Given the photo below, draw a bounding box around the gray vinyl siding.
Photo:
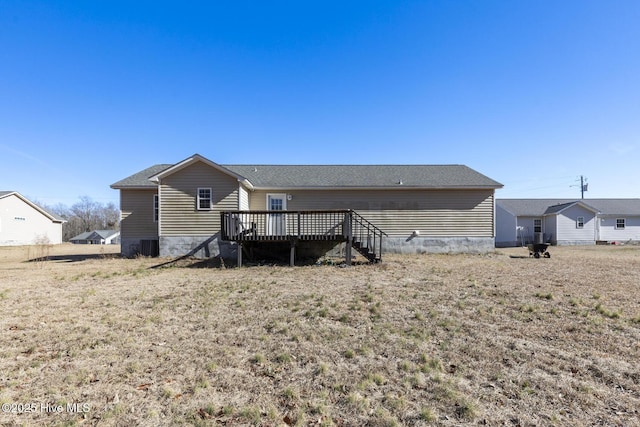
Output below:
[495,204,517,246]
[545,215,557,244]
[160,162,239,236]
[555,205,596,243]
[598,216,640,241]
[249,189,495,237]
[120,189,158,239]
[515,216,543,236]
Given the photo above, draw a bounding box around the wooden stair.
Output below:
[349,211,387,263]
[352,240,380,263]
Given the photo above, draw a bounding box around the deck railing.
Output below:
[221,210,387,263]
[221,210,350,241]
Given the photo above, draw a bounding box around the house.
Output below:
[0,191,65,245]
[111,154,503,263]
[70,230,121,245]
[496,199,640,247]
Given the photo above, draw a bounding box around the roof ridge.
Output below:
[223,164,465,167]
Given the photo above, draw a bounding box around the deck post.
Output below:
[237,243,243,267]
[290,239,296,267]
[345,211,352,265]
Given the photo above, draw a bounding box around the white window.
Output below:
[197,188,212,210]
[270,197,284,211]
[533,219,542,233]
[616,218,625,230]
[576,216,584,229]
[153,194,159,222]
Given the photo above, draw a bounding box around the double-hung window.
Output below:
[153,194,159,222]
[533,219,542,233]
[616,218,626,230]
[576,216,584,229]
[197,188,212,210]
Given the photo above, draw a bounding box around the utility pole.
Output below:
[571,176,588,199]
[579,175,587,199]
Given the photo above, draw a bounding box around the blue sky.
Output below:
[1,0,639,207]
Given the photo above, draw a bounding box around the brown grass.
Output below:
[0,244,639,426]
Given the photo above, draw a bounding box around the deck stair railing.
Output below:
[221,210,387,263]
[348,210,387,263]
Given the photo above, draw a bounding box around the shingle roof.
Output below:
[112,161,502,190]
[91,230,120,239]
[110,164,173,188]
[47,211,67,223]
[70,230,120,241]
[497,199,640,216]
[70,231,92,241]
[497,199,571,216]
[224,164,502,188]
[588,199,640,216]
[543,202,583,215]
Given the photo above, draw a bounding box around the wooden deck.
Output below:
[221,210,386,266]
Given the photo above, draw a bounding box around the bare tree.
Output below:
[101,202,120,229]
[41,196,121,242]
[49,203,71,219]
[71,196,101,233]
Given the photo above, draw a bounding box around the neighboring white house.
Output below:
[0,191,65,245]
[70,230,121,245]
[496,199,640,246]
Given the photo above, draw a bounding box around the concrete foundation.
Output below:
[495,240,519,248]
[384,236,496,254]
[554,240,596,246]
[497,240,598,247]
[150,235,495,262]
[159,234,237,259]
[324,237,497,256]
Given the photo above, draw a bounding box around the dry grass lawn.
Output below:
[0,243,639,426]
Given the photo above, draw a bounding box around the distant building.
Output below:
[70,230,121,245]
[496,199,640,246]
[0,191,65,245]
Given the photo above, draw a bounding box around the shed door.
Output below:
[267,194,287,236]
